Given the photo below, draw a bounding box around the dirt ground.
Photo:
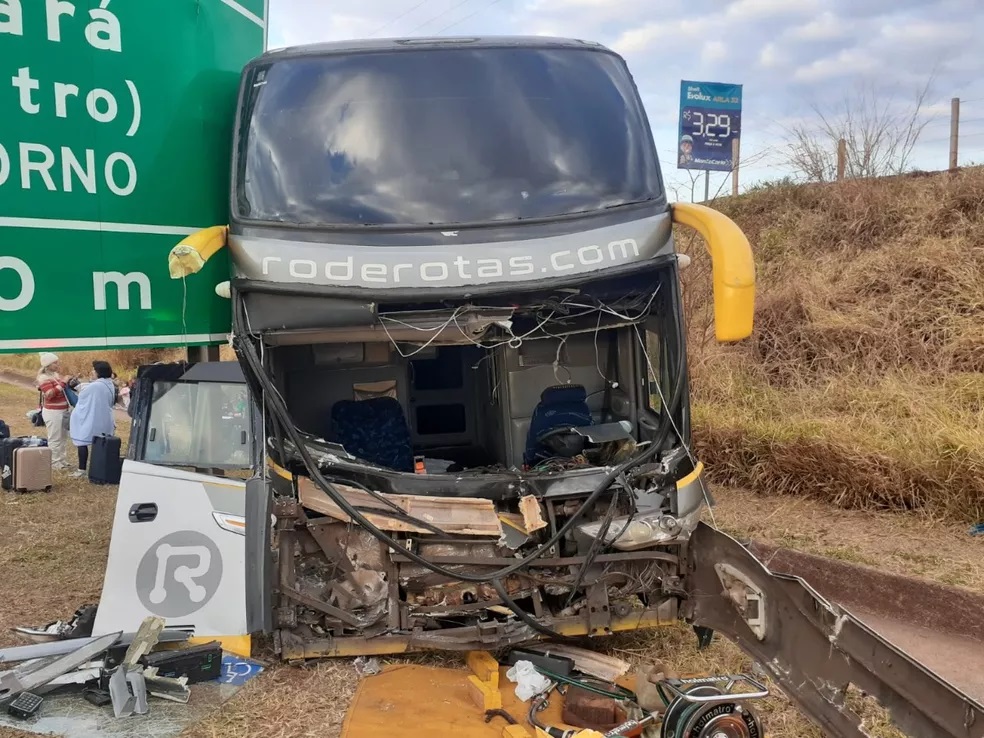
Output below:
[1,382,981,738]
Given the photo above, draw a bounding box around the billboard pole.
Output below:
[704,171,710,202]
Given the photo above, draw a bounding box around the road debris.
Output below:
[342,647,768,738]
[0,606,265,737]
[353,656,380,677]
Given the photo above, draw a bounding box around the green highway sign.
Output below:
[0,0,266,352]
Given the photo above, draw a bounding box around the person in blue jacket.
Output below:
[69,361,117,478]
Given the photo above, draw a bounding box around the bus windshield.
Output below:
[235,45,661,228]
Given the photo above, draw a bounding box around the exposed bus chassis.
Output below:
[268,482,685,659]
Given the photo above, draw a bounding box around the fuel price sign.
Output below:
[678,80,743,172]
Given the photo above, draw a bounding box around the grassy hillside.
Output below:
[684,168,984,523]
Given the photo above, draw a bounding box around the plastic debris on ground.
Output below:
[505,660,552,702]
[354,656,381,677]
[342,644,768,738]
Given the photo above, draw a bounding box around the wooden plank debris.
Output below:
[297,477,502,537]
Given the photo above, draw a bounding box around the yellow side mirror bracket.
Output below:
[671,203,755,342]
[168,225,229,279]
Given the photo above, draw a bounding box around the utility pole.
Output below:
[731,138,740,196]
[837,138,847,181]
[949,97,960,172]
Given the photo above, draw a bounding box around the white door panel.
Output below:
[93,460,247,639]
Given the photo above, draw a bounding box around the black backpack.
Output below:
[0,420,9,440]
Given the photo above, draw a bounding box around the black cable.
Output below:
[564,484,621,608]
[233,294,686,586]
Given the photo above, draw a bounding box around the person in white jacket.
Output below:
[69,361,117,478]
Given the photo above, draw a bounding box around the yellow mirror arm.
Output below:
[168,225,229,279]
[671,203,755,342]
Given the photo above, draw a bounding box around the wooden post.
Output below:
[949,97,960,172]
[731,137,740,196]
[836,138,847,181]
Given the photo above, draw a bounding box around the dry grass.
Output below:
[0,346,236,383]
[682,167,984,523]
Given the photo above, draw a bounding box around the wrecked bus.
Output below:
[94,37,984,738]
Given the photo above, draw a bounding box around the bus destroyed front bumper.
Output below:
[260,463,701,659]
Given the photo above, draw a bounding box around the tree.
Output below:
[784,79,935,182]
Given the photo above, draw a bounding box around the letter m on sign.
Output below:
[93,272,153,311]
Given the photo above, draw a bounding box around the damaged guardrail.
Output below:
[686,523,984,738]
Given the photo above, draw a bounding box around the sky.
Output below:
[265,0,984,200]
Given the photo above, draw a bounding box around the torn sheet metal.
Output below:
[109,667,149,718]
[0,632,121,704]
[0,630,190,665]
[687,522,984,738]
[144,669,191,704]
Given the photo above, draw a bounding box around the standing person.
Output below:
[70,361,118,478]
[36,353,74,470]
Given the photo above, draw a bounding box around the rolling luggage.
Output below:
[88,434,123,485]
[12,446,52,493]
[1,437,26,491]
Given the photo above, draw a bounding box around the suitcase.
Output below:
[1,437,26,491]
[12,446,52,493]
[88,434,123,485]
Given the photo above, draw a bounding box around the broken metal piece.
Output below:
[714,562,766,641]
[688,522,984,738]
[570,421,634,444]
[0,629,190,665]
[108,666,149,718]
[144,667,191,704]
[33,661,102,693]
[12,604,98,643]
[0,631,121,705]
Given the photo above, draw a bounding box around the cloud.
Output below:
[726,0,818,18]
[788,12,845,40]
[793,48,879,82]
[702,41,727,64]
[880,21,973,45]
[612,18,715,55]
[758,42,782,68]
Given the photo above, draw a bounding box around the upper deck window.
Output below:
[235,46,661,228]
